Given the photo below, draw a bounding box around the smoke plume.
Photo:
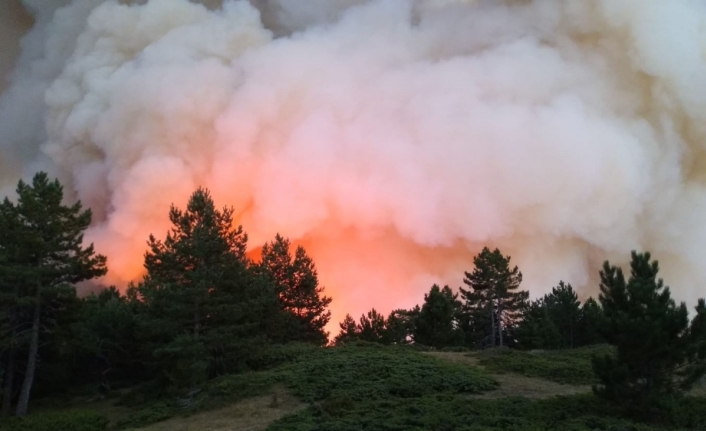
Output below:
[1,0,706,330]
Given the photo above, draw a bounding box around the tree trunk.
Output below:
[194,302,200,338]
[2,348,15,415]
[15,296,40,417]
[498,299,504,347]
[489,301,496,348]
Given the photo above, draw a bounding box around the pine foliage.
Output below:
[0,173,106,416]
[592,251,705,409]
[259,235,332,345]
[412,285,461,348]
[460,247,527,347]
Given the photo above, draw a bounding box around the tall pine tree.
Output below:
[259,235,332,345]
[516,282,589,350]
[460,248,526,348]
[357,309,387,343]
[136,188,276,388]
[592,251,705,409]
[413,285,461,348]
[333,314,359,345]
[384,309,416,345]
[0,173,106,416]
[578,297,604,347]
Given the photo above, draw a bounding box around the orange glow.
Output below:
[92,206,484,337]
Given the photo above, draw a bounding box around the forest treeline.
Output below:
[1,173,705,420]
[333,260,604,351]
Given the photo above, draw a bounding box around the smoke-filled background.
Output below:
[1,0,706,331]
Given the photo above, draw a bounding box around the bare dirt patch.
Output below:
[424,351,592,399]
[423,351,481,367]
[473,373,591,399]
[131,387,306,431]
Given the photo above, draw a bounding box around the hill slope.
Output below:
[6,344,706,431]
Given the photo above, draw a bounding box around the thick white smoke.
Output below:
[1,0,706,329]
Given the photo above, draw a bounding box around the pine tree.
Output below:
[0,173,107,416]
[333,314,359,345]
[578,297,604,347]
[515,297,561,350]
[0,198,22,415]
[383,309,415,345]
[460,248,526,348]
[545,282,581,348]
[137,188,275,388]
[681,299,706,390]
[259,235,332,345]
[592,251,705,409]
[516,282,584,349]
[140,188,249,338]
[358,309,386,343]
[413,285,461,348]
[334,308,416,346]
[71,287,139,391]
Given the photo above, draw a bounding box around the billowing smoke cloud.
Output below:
[2,0,706,330]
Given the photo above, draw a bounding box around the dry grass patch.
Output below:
[130,387,305,431]
[422,351,480,367]
[689,378,706,397]
[473,373,592,399]
[31,391,134,426]
[425,351,592,400]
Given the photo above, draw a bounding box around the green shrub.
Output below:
[212,343,497,403]
[281,344,497,402]
[0,411,108,431]
[113,402,173,430]
[641,395,706,428]
[246,343,319,370]
[208,368,281,401]
[268,394,660,431]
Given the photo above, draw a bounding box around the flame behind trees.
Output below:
[132,188,332,388]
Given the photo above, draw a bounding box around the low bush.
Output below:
[268,393,706,431]
[212,343,497,402]
[113,402,173,430]
[283,344,497,402]
[246,343,320,370]
[268,394,657,431]
[0,411,108,431]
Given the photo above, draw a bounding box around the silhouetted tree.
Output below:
[515,297,561,350]
[70,287,139,391]
[517,282,582,349]
[333,314,359,345]
[0,173,107,416]
[384,309,416,344]
[0,198,23,415]
[545,282,581,348]
[413,285,461,348]
[460,248,527,347]
[259,235,332,345]
[334,308,416,346]
[578,297,604,346]
[136,188,276,388]
[358,309,386,343]
[592,251,706,411]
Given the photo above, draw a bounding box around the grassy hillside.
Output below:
[4,343,705,431]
